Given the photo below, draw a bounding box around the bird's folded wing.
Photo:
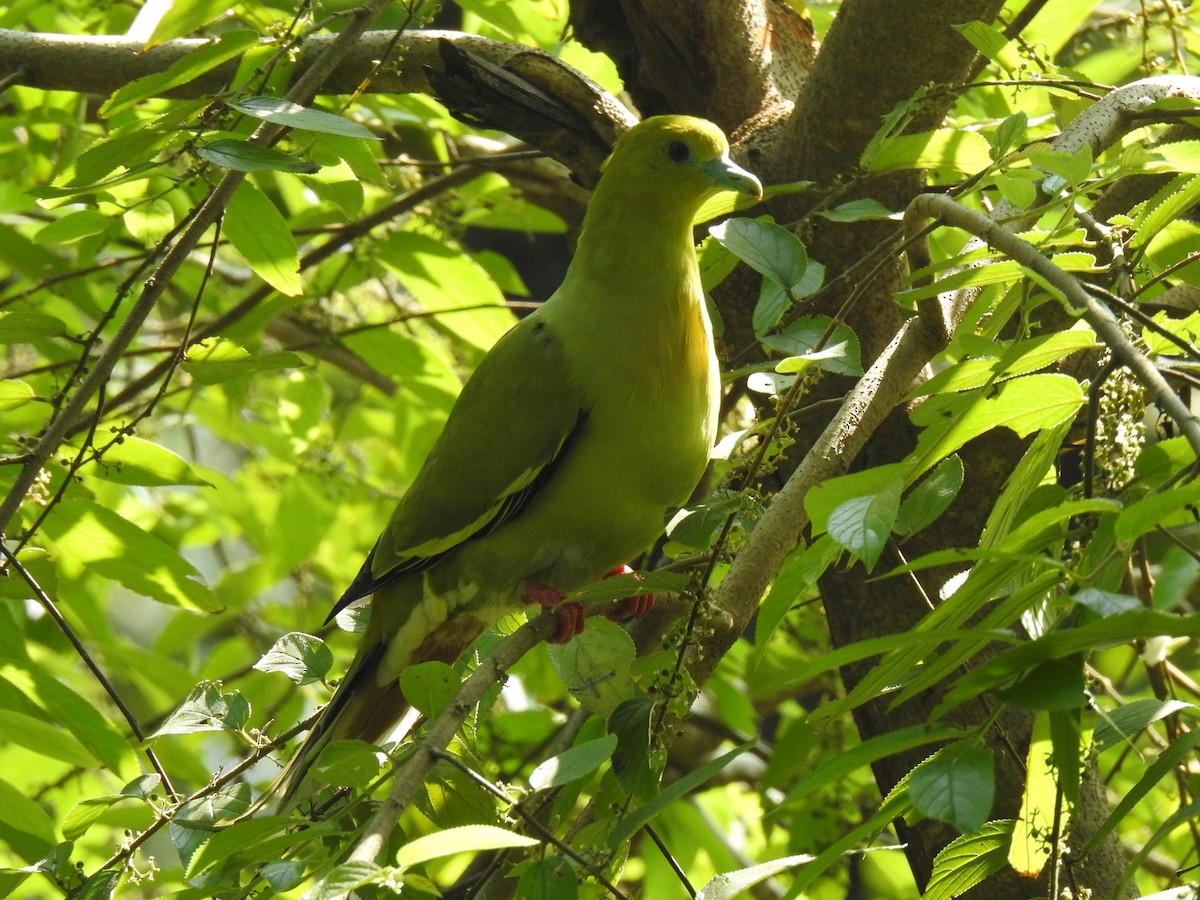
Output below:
[327,316,584,619]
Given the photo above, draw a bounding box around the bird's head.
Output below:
[599,116,763,215]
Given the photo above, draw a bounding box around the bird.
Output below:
[264,115,762,812]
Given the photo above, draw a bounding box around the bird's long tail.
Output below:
[258,614,488,814]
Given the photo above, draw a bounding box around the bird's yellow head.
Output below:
[599,116,763,214]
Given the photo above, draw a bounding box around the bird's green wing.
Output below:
[328,315,583,619]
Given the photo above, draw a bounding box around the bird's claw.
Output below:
[603,564,656,622]
[522,582,586,643]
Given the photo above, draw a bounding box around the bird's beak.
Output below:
[707,154,763,199]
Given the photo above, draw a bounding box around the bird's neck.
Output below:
[560,194,702,317]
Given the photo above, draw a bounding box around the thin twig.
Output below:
[0,542,175,795]
[346,597,623,865]
[907,193,1200,459]
[429,749,631,899]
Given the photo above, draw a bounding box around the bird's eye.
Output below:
[666,140,691,163]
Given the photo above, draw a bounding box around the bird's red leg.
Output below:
[521,582,586,644]
[604,564,655,621]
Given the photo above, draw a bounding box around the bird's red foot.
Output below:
[522,582,587,644]
[604,564,656,622]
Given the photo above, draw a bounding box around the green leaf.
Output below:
[774,723,964,812]
[42,499,221,612]
[0,379,36,411]
[306,861,384,900]
[910,374,1084,466]
[33,209,112,245]
[515,856,579,899]
[1115,480,1200,543]
[710,218,809,292]
[314,740,382,791]
[863,128,992,175]
[186,816,292,877]
[548,617,636,717]
[93,436,212,487]
[894,455,964,536]
[173,783,252,827]
[814,198,896,222]
[1081,727,1200,855]
[0,776,56,860]
[232,97,379,139]
[223,179,302,295]
[253,633,333,686]
[761,315,861,377]
[996,654,1084,710]
[74,869,122,900]
[908,744,994,834]
[826,479,902,571]
[1093,698,1194,753]
[397,825,538,868]
[608,740,755,847]
[181,337,304,385]
[101,31,259,117]
[923,820,1014,900]
[935,609,1200,718]
[399,660,460,718]
[196,138,319,174]
[150,681,249,737]
[1131,172,1200,249]
[529,734,618,792]
[0,312,67,343]
[0,667,131,772]
[0,709,98,768]
[695,854,816,900]
[608,697,657,801]
[1071,588,1141,617]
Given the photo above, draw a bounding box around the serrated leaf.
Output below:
[529,734,618,792]
[909,744,994,834]
[151,681,249,738]
[223,180,302,295]
[397,825,538,868]
[923,819,1014,900]
[74,869,122,900]
[305,861,384,900]
[173,783,252,828]
[1132,172,1200,249]
[911,374,1084,466]
[253,633,333,685]
[548,618,636,717]
[197,138,319,174]
[233,97,379,139]
[398,660,460,718]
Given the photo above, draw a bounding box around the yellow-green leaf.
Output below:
[223,180,302,296]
